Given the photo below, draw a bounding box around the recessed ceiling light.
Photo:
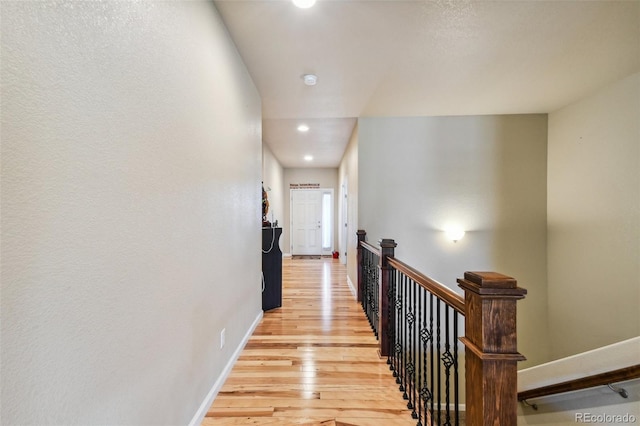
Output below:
[297,124,309,132]
[303,74,318,86]
[293,0,316,9]
[304,155,313,161]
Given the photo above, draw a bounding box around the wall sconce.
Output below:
[445,228,465,243]
[293,0,316,9]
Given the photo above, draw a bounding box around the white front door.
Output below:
[291,190,322,255]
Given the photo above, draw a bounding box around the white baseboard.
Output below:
[188,310,263,426]
[283,252,292,258]
[347,275,356,299]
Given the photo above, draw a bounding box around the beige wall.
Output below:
[547,72,640,360]
[338,124,360,287]
[358,114,549,367]
[1,2,262,424]
[262,144,285,250]
[282,168,339,255]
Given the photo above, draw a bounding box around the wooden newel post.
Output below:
[457,272,527,426]
[378,238,397,358]
[356,230,367,303]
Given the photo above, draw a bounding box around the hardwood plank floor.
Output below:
[204,258,414,425]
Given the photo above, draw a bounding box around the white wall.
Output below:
[547,72,640,360]
[338,124,360,286]
[358,114,549,367]
[282,168,339,255]
[0,2,262,425]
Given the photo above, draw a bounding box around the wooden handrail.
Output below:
[518,364,640,402]
[359,240,380,257]
[387,257,465,315]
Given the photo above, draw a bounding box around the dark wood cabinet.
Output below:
[262,227,282,311]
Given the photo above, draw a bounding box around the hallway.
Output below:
[203,258,414,425]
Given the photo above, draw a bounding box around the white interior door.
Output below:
[291,190,322,255]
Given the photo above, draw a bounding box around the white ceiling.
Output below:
[214,0,640,168]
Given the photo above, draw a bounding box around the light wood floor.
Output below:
[203,257,414,426]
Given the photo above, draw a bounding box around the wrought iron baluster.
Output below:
[402,274,409,399]
[361,253,366,311]
[406,277,413,408]
[429,293,434,426]
[406,278,415,416]
[370,254,375,332]
[413,279,420,419]
[454,312,459,426]
[443,305,452,426]
[387,269,396,367]
[394,270,402,384]
[396,275,406,392]
[374,258,379,338]
[420,287,433,426]
[436,298,441,426]
[416,286,424,426]
[372,254,377,336]
[363,253,370,326]
[364,251,379,337]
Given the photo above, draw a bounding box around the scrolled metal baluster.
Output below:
[394,271,402,382]
[374,259,380,338]
[406,277,413,407]
[360,253,366,312]
[366,253,378,336]
[371,255,376,332]
[411,278,419,419]
[370,255,376,335]
[400,274,407,396]
[363,254,370,323]
[365,253,372,325]
[429,293,434,426]
[387,269,396,368]
[442,305,453,426]
[454,312,459,426]
[406,278,415,413]
[436,298,441,426]
[419,286,432,426]
[416,285,424,426]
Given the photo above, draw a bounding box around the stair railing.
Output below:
[357,230,527,426]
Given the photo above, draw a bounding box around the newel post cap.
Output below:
[378,238,397,249]
[458,271,527,296]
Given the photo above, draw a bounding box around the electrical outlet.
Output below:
[220,328,225,349]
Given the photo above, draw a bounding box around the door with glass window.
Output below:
[291,189,333,256]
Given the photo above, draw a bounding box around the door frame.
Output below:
[339,182,348,265]
[290,188,334,256]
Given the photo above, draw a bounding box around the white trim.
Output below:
[518,336,640,393]
[346,275,357,299]
[339,182,348,265]
[320,188,335,256]
[188,310,263,426]
[290,188,334,256]
[283,252,292,258]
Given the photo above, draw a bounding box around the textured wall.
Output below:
[1,2,262,425]
[547,72,640,359]
[262,143,285,241]
[358,114,549,367]
[338,124,359,285]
